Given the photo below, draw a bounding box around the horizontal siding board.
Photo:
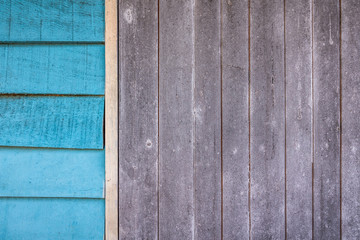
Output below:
[0,96,104,149]
[0,0,104,42]
[0,45,105,95]
[0,198,104,239]
[0,148,104,198]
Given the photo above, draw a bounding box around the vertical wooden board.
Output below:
[0,45,105,95]
[222,0,249,239]
[0,96,104,149]
[194,1,221,239]
[285,0,312,238]
[0,198,104,239]
[0,0,104,42]
[341,0,360,238]
[250,0,285,239]
[118,0,158,239]
[0,148,104,198]
[159,0,194,239]
[313,0,341,239]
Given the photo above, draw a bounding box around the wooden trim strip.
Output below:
[105,0,118,239]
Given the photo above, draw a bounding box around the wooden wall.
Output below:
[118,0,360,239]
[0,1,105,239]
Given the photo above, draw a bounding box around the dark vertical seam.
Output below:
[248,0,251,239]
[284,0,287,239]
[220,0,224,239]
[117,0,120,239]
[157,0,160,239]
[311,0,315,239]
[339,0,343,238]
[192,0,196,239]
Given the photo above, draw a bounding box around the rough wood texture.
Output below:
[0,96,104,149]
[285,0,312,238]
[0,0,104,42]
[118,0,158,239]
[222,0,249,239]
[341,0,360,238]
[0,198,104,239]
[194,1,221,239]
[313,0,341,239]
[0,148,104,198]
[250,0,285,239]
[0,45,104,95]
[159,0,195,239]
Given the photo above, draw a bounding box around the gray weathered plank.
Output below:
[341,0,360,238]
[313,0,341,239]
[118,0,158,239]
[222,0,249,239]
[159,0,195,239]
[285,0,313,238]
[250,0,285,239]
[194,0,221,239]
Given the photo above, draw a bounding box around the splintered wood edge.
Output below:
[105,0,118,239]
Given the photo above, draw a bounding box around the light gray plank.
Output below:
[222,0,249,239]
[250,0,285,239]
[341,0,360,238]
[313,0,341,239]
[285,0,313,239]
[194,0,221,239]
[159,0,195,239]
[118,0,158,239]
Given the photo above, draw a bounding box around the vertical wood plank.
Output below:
[341,0,360,238]
[313,0,341,239]
[118,0,158,239]
[159,0,195,239]
[222,0,249,239]
[285,0,313,238]
[194,0,221,239]
[250,0,285,239]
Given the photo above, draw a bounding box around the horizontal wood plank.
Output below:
[0,45,105,95]
[0,96,104,149]
[0,198,104,239]
[0,148,104,198]
[0,0,104,42]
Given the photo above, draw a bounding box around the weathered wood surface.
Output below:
[0,45,104,95]
[118,0,158,239]
[0,148,104,198]
[285,0,313,239]
[0,0,104,42]
[222,0,249,239]
[0,96,104,149]
[342,0,360,238]
[0,198,104,239]
[194,1,221,239]
[250,0,285,239]
[313,0,341,239]
[159,0,194,239]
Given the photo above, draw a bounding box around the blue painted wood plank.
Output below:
[0,96,104,149]
[0,0,104,42]
[0,148,104,198]
[0,198,104,240]
[0,45,105,95]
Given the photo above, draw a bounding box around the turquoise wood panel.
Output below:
[0,45,105,95]
[0,148,104,198]
[0,0,104,42]
[0,96,104,149]
[0,198,104,240]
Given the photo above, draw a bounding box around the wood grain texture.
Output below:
[0,0,104,42]
[313,0,341,239]
[0,148,104,198]
[285,0,312,238]
[0,45,105,95]
[0,96,104,149]
[0,198,104,239]
[250,0,285,239]
[118,0,158,239]
[159,0,195,239]
[222,0,249,239]
[341,0,360,238]
[194,0,221,239]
